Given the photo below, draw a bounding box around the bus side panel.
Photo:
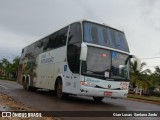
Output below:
[62,65,81,94]
[34,46,66,90]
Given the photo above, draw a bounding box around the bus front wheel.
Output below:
[56,78,65,99]
[93,97,104,102]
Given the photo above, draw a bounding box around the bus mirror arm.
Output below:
[80,43,88,61]
[125,55,133,65]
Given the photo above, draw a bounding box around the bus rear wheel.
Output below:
[93,97,104,102]
[23,80,30,90]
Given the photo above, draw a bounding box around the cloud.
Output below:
[0,0,160,67]
[0,29,37,61]
[140,0,160,31]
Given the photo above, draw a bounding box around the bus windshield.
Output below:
[83,21,129,52]
[82,46,130,81]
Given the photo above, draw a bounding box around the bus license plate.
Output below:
[104,92,112,96]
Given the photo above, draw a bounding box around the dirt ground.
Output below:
[0,93,57,120]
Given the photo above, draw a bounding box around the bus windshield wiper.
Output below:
[86,70,104,75]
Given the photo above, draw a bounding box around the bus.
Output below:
[17,20,140,101]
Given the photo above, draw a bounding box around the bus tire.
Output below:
[29,87,37,92]
[93,97,104,102]
[56,78,65,99]
[23,79,31,91]
[23,82,26,90]
[22,77,26,90]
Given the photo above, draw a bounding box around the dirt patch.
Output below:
[0,93,58,120]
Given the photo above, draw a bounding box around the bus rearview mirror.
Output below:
[80,43,87,61]
[132,55,141,71]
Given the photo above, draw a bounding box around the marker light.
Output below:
[80,81,96,87]
[101,54,107,57]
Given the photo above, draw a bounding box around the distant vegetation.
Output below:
[0,57,19,81]
[130,61,160,96]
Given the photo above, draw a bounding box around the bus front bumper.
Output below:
[79,85,128,98]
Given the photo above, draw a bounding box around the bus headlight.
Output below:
[80,81,96,87]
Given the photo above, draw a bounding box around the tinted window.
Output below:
[67,23,82,73]
[67,43,81,73]
[56,26,68,47]
[83,22,129,52]
[44,26,68,50]
[81,46,130,80]
[82,46,111,78]
[68,23,82,44]
[111,52,129,79]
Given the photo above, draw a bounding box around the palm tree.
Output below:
[0,57,19,79]
[1,58,10,68]
[141,74,153,95]
[130,61,152,95]
[0,61,3,76]
[0,58,10,77]
[152,66,160,89]
[11,57,20,78]
[154,66,160,85]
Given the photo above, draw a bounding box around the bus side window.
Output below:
[42,37,49,51]
[44,26,68,50]
[56,26,68,47]
[22,49,24,53]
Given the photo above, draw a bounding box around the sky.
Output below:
[0,0,160,71]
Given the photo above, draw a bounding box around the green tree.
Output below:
[152,66,160,88]
[1,58,10,68]
[11,56,20,78]
[0,57,19,79]
[1,58,10,77]
[130,61,153,95]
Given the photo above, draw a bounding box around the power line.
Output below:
[141,57,160,60]
[145,65,160,68]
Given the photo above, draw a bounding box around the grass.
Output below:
[128,94,160,103]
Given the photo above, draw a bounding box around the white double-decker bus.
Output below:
[17,20,140,101]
